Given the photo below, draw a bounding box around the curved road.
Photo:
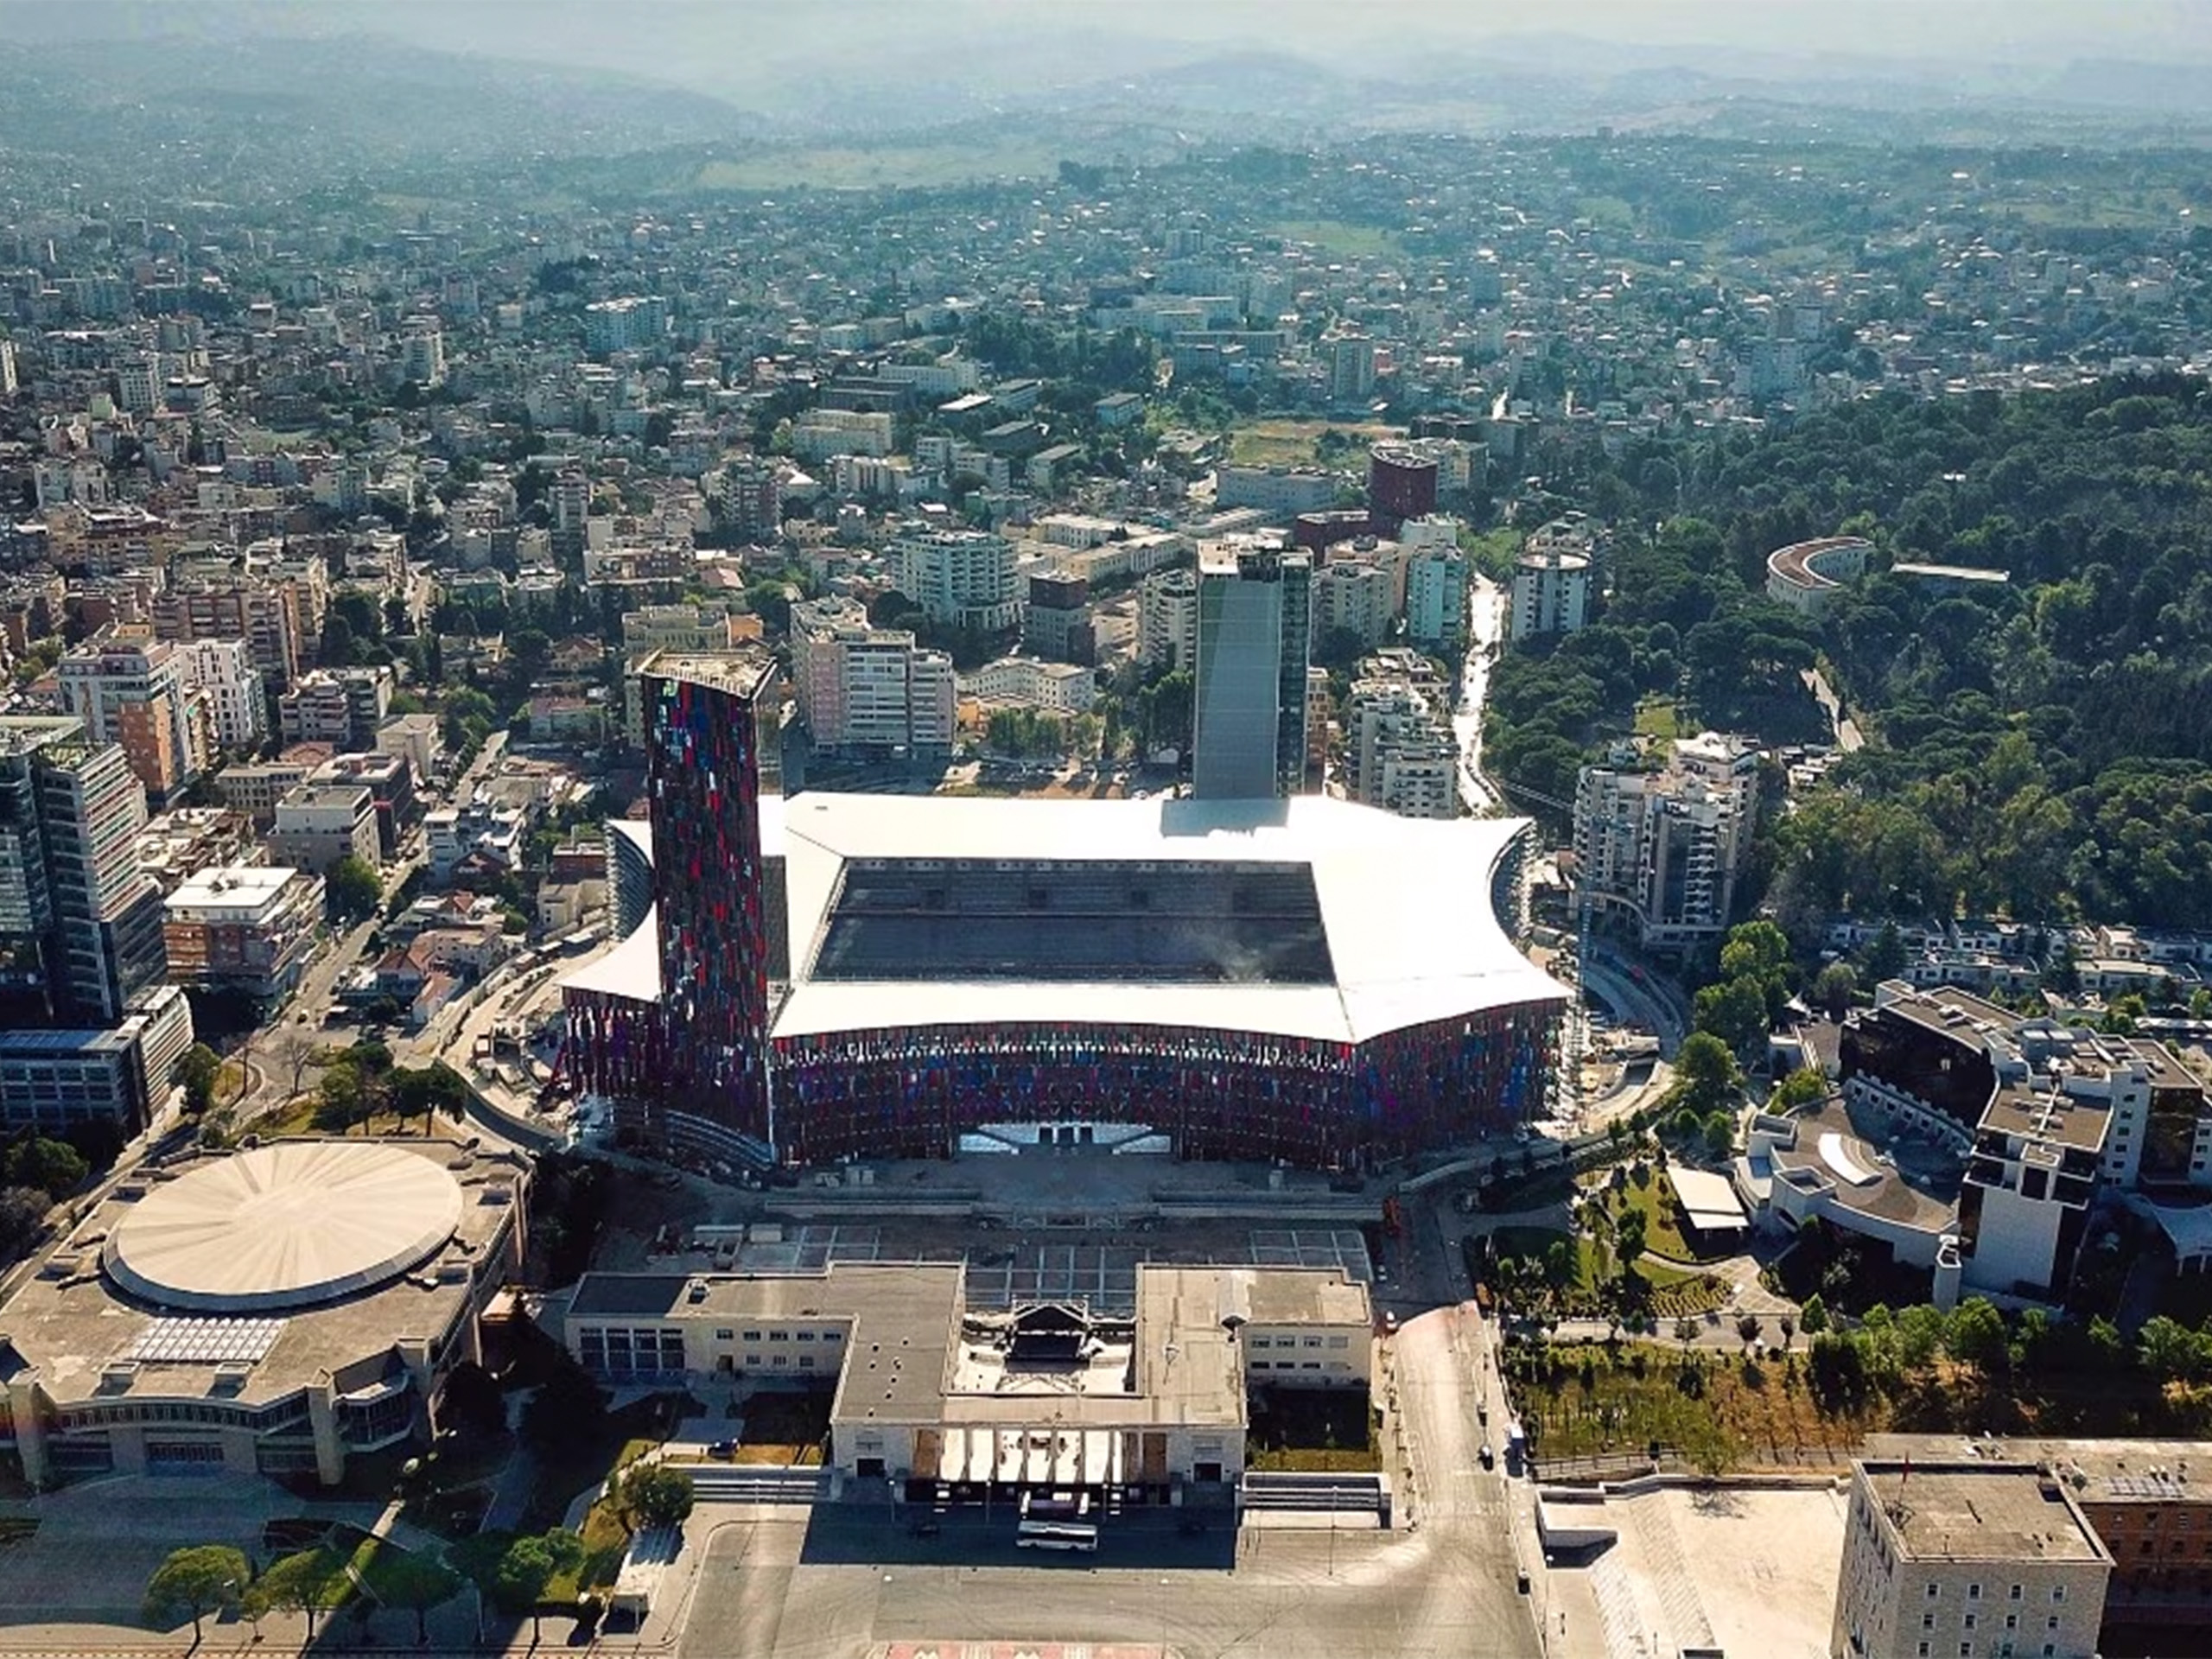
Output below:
[1453,575,1507,812]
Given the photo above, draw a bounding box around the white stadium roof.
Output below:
[569,793,1567,1046]
[570,800,1574,1044]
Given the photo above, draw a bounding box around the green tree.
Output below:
[1798,1293,1829,1336]
[2138,1315,2212,1384]
[144,1544,251,1642]
[1770,1068,1827,1113]
[490,1529,584,1644]
[1614,1206,1649,1268]
[174,1044,223,1116]
[392,1062,470,1133]
[328,855,382,922]
[1812,961,1859,1020]
[1945,1298,2009,1379]
[1863,923,1907,985]
[245,1548,347,1643]
[316,1062,369,1130]
[621,1463,697,1530]
[520,1352,607,1452]
[370,1547,462,1646]
[4,1135,87,1200]
[1672,1032,1740,1114]
[1693,976,1771,1053]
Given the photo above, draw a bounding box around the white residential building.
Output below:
[790,596,957,756]
[270,785,380,874]
[1139,568,1200,671]
[1402,518,1468,652]
[1346,667,1459,821]
[889,526,1020,634]
[1573,732,1759,949]
[1510,543,1592,641]
[960,657,1097,715]
[175,638,265,753]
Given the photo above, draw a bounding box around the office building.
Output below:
[1368,445,1439,533]
[1829,1458,2109,1659]
[1212,466,1337,518]
[564,1263,1370,1499]
[1573,732,1759,950]
[1192,539,1310,800]
[789,597,957,758]
[270,785,379,874]
[0,985,193,1136]
[374,713,443,784]
[308,752,416,859]
[960,657,1096,715]
[162,865,324,1001]
[889,526,1020,634]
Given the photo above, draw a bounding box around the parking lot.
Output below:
[679,1503,1539,1659]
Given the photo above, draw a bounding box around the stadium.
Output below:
[559,658,1568,1171]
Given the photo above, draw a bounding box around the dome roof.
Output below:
[103,1142,466,1314]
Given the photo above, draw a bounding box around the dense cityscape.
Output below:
[0,4,2210,1656]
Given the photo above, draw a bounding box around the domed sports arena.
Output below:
[560,657,1567,1172]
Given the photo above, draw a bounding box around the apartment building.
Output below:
[278,666,393,751]
[56,633,208,803]
[1346,665,1460,822]
[789,596,957,757]
[1573,732,1759,950]
[1212,465,1338,517]
[162,864,324,1001]
[889,525,1020,634]
[213,758,317,824]
[1139,567,1200,671]
[174,637,265,753]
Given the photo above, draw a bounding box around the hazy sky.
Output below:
[7,0,2211,82]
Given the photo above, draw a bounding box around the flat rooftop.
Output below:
[1859,1460,2109,1564]
[1867,1434,2212,1508]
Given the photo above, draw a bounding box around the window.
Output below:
[2005,1614,2018,1630]
[771,1355,788,1367]
[1965,1612,1978,1630]
[1302,1337,1322,1350]
[2046,1616,2059,1630]
[1968,1584,1981,1601]
[1249,1338,1271,1350]
[769,1331,790,1343]
[1960,1643,1974,1657]
[1326,1335,1349,1350]
[2008,1586,2023,1601]
[797,1331,817,1343]
[798,1356,816,1370]
[715,1328,734,1340]
[823,1330,842,1343]
[1923,1613,1937,1631]
[1918,1645,1931,1658]
[2051,1588,2066,1604]
[1929,1583,1942,1600]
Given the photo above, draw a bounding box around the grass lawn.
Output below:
[1224,416,1402,469]
[1247,1387,1382,1473]
[1634,698,1685,741]
[1264,219,1404,258]
[1581,1166,1727,1264]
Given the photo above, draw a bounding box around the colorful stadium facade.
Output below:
[563,655,1568,1170]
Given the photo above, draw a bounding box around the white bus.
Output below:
[1016,1518,1099,1552]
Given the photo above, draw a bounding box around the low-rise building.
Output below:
[960,657,1097,715]
[212,758,316,824]
[308,752,416,860]
[563,1262,1370,1496]
[270,784,380,874]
